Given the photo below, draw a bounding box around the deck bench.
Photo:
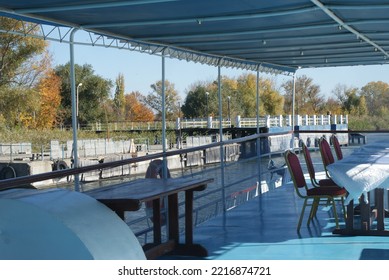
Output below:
[349,133,366,145]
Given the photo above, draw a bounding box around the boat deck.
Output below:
[167,181,389,260]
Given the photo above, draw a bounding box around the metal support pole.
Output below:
[70,28,80,192]
[161,54,168,178]
[227,96,231,127]
[256,70,262,194]
[292,72,296,130]
[217,65,226,213]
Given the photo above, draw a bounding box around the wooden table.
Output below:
[85,177,213,259]
[327,142,389,236]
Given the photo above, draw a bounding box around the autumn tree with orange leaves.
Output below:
[34,70,62,128]
[124,91,154,122]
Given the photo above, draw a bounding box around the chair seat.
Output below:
[318,178,336,186]
[307,186,347,196]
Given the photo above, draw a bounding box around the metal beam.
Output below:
[14,0,176,13]
[84,6,319,28]
[310,0,389,59]
[139,21,340,41]
[210,43,378,56]
[327,4,389,10]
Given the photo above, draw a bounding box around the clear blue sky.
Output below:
[49,39,389,100]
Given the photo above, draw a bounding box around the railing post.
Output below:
[176,117,180,130]
[278,115,283,127]
[312,115,317,126]
[294,115,301,126]
[265,115,271,128]
[207,116,213,128]
[287,115,292,127]
[236,115,241,128]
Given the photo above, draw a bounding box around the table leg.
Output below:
[185,190,194,244]
[168,193,179,243]
[152,198,162,244]
[345,199,354,231]
[360,194,371,231]
[376,189,385,231]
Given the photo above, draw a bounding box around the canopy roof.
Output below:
[1,0,389,74]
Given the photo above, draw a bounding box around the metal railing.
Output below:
[3,128,374,246]
[58,114,348,132]
[0,130,293,245]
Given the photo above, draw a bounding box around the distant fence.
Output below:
[77,114,348,131]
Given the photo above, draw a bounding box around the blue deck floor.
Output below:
[173,182,389,260]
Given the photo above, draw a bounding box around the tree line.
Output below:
[0,17,387,131]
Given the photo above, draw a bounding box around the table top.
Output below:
[85,177,213,202]
[327,141,389,204]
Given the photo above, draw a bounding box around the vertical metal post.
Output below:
[227,96,231,126]
[70,28,80,192]
[161,53,168,178]
[256,70,262,193]
[217,65,226,213]
[292,72,296,129]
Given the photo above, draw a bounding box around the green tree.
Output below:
[182,81,216,118]
[0,86,39,128]
[114,73,125,121]
[182,83,205,118]
[238,74,284,117]
[143,80,181,120]
[0,17,48,88]
[333,84,367,116]
[283,75,324,114]
[236,73,255,117]
[0,17,51,129]
[55,63,113,126]
[237,73,284,116]
[359,81,389,116]
[182,74,284,119]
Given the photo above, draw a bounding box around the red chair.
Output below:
[302,142,337,187]
[284,150,346,232]
[331,134,343,160]
[319,137,335,178]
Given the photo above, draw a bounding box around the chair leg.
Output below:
[298,199,308,232]
[330,198,340,228]
[341,196,347,219]
[308,198,319,226]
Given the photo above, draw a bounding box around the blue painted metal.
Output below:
[69,28,80,192]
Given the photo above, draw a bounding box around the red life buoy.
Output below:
[145,159,170,224]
